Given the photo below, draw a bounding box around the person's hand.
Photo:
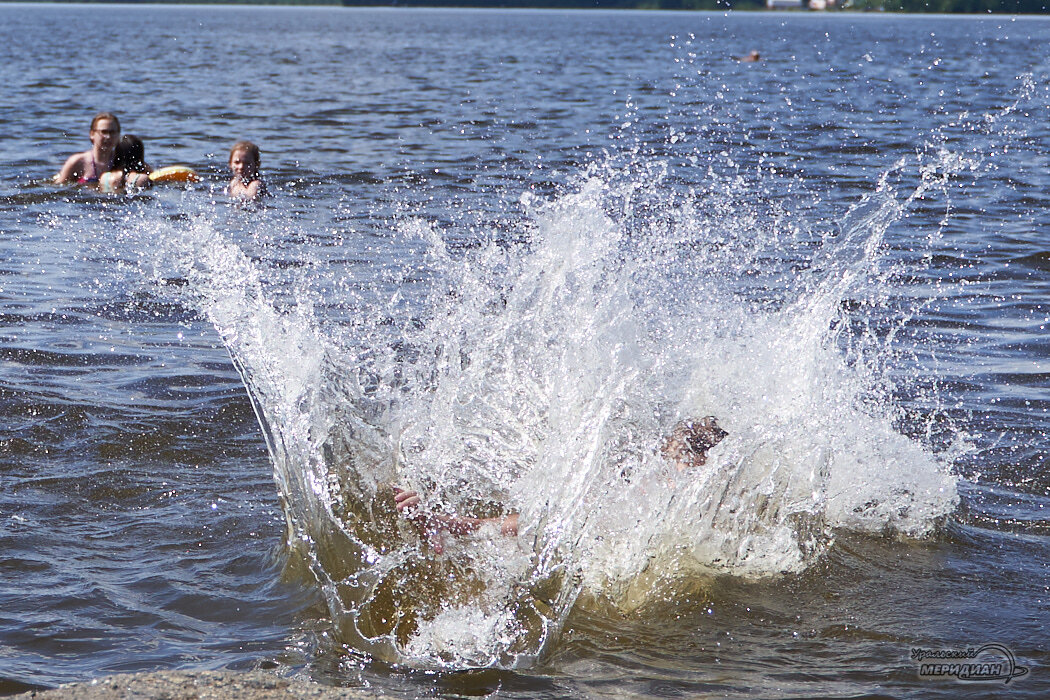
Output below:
[393,487,422,518]
[393,488,518,548]
[393,488,448,553]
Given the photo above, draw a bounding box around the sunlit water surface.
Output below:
[3,4,1050,698]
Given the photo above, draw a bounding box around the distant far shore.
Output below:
[2,0,1048,12]
[0,0,762,6]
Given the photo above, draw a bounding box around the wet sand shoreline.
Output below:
[12,671,382,700]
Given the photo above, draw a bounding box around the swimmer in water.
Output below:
[227,140,267,200]
[394,417,727,551]
[99,135,153,193]
[735,50,761,63]
[54,113,121,185]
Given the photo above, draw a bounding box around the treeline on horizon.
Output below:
[335,0,1048,11]
[20,0,1050,14]
[338,0,1050,9]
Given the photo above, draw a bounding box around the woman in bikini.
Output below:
[54,113,121,185]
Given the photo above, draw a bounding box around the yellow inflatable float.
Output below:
[149,165,200,184]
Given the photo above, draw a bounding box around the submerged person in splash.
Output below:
[659,416,727,471]
[394,416,727,549]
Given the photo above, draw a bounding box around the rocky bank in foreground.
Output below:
[14,671,384,700]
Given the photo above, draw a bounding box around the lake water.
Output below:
[3,3,1050,697]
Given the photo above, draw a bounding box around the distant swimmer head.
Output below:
[90,112,121,134]
[661,416,728,470]
[229,140,261,181]
[89,112,121,151]
[113,135,146,173]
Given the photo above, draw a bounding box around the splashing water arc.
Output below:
[156,157,959,669]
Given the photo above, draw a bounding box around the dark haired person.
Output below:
[99,135,153,193]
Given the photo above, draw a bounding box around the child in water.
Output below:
[227,140,267,200]
[99,135,152,193]
[394,417,727,551]
[54,112,121,185]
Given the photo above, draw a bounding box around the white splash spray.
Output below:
[135,151,961,669]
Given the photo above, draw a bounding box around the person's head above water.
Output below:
[112,135,146,173]
[227,140,267,201]
[89,112,121,154]
[229,140,261,181]
[90,112,121,134]
[661,416,728,470]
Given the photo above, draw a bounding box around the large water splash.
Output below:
[136,151,960,669]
